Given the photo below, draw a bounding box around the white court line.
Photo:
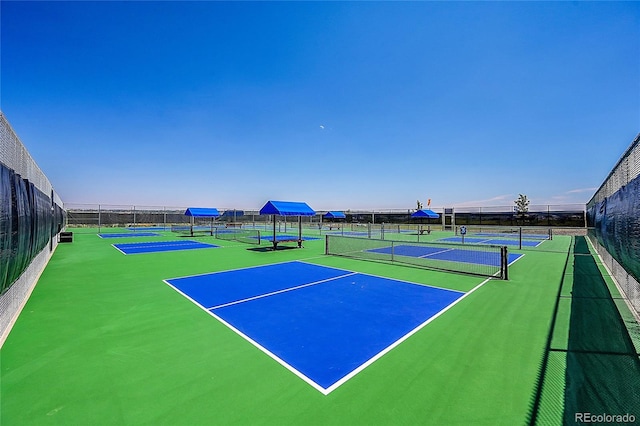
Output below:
[114,241,218,255]
[416,247,457,259]
[387,243,499,260]
[323,275,492,394]
[118,240,207,247]
[296,260,465,294]
[207,307,330,394]
[111,244,128,255]
[163,262,491,395]
[164,259,328,282]
[97,233,159,239]
[477,238,497,245]
[207,272,358,310]
[368,244,457,260]
[508,253,526,266]
[163,277,326,393]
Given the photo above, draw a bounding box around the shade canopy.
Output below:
[323,211,346,219]
[411,209,439,219]
[184,207,220,217]
[259,200,316,216]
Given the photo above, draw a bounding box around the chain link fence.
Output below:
[0,112,65,345]
[587,133,640,319]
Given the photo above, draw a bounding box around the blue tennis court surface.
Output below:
[438,236,543,247]
[165,261,465,394]
[99,232,160,238]
[113,240,219,254]
[367,244,523,266]
[475,232,550,240]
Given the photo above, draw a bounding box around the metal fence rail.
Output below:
[65,203,586,232]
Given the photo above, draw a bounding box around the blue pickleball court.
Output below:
[164,261,465,394]
[438,236,543,247]
[367,244,523,266]
[99,232,160,238]
[113,240,220,255]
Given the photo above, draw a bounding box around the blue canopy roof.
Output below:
[411,209,439,219]
[184,207,220,217]
[259,200,316,216]
[323,211,346,219]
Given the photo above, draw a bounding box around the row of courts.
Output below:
[89,225,539,395]
[5,214,638,425]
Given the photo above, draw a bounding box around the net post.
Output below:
[325,235,329,255]
[501,246,509,280]
[519,227,522,250]
[272,215,277,250]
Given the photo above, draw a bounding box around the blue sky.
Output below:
[1,1,638,211]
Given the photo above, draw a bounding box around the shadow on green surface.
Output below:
[563,236,640,424]
[528,236,640,425]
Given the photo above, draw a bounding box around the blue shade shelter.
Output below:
[184,208,220,217]
[259,201,316,250]
[323,211,346,219]
[184,208,220,236]
[259,201,315,217]
[411,209,439,236]
[411,209,439,219]
[322,211,346,231]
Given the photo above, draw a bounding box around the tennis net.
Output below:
[170,224,214,236]
[325,235,509,279]
[455,225,552,240]
[214,228,261,245]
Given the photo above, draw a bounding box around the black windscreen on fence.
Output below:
[588,174,640,284]
[9,169,30,290]
[0,163,12,293]
[0,162,65,295]
[586,133,640,296]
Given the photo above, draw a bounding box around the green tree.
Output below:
[514,194,530,224]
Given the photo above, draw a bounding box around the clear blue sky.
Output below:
[1,1,638,211]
